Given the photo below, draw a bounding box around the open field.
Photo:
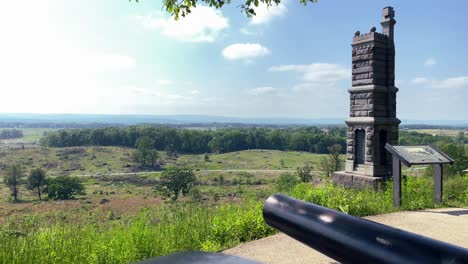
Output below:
[174,150,325,170]
[0,147,322,177]
[0,147,325,216]
[407,129,466,137]
[0,128,57,146]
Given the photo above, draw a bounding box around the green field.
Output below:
[0,147,323,177]
[174,150,325,170]
[407,129,466,137]
[0,128,57,146]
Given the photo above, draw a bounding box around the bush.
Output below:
[46,176,85,200]
[275,173,300,193]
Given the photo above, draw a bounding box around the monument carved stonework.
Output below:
[333,7,400,189]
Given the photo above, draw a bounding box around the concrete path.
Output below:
[224,208,468,264]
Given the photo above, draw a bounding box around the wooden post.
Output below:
[393,156,401,207]
[434,164,443,204]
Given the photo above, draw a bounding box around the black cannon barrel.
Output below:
[263,194,468,264]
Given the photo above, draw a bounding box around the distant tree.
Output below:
[204,153,210,162]
[133,136,159,168]
[318,144,343,178]
[46,176,85,200]
[4,164,24,202]
[296,164,313,183]
[158,167,196,201]
[27,168,47,200]
[165,144,178,159]
[456,131,466,144]
[426,143,468,177]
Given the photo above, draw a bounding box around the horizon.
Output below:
[0,1,467,120]
[0,112,467,126]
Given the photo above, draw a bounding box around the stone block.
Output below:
[332,172,354,188]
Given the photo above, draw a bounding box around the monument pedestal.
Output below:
[332,171,387,190]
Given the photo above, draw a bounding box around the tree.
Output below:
[456,131,466,144]
[158,167,196,201]
[318,144,343,178]
[204,153,210,162]
[132,0,317,20]
[133,136,159,168]
[27,168,47,200]
[4,164,23,202]
[426,143,468,177]
[46,176,85,200]
[296,164,313,183]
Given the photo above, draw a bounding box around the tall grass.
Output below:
[0,202,274,264]
[291,175,468,216]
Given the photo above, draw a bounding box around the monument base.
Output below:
[332,171,387,190]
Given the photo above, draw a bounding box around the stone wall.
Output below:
[349,90,397,118]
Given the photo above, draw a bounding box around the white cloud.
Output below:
[251,2,287,25]
[247,87,278,96]
[424,57,436,67]
[411,76,468,89]
[222,43,271,61]
[269,63,349,83]
[134,6,229,43]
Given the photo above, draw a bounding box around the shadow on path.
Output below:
[421,209,468,216]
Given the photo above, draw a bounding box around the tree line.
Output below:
[0,129,23,139]
[40,126,347,154]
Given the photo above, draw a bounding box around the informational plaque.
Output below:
[385,143,454,207]
[385,144,454,166]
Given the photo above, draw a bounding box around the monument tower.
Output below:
[333,7,400,188]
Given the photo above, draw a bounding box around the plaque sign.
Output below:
[385,145,454,166]
[385,144,454,207]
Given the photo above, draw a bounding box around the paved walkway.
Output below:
[224,208,468,264]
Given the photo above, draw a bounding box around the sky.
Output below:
[0,0,467,120]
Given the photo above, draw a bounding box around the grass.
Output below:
[174,150,325,170]
[0,147,324,179]
[0,200,273,264]
[0,128,57,146]
[407,129,465,138]
[0,146,136,178]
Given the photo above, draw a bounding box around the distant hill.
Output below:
[0,113,466,128]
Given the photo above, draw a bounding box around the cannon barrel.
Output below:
[263,194,468,264]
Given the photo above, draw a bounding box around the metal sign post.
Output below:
[385,144,454,207]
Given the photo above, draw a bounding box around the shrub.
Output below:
[275,173,300,193]
[46,176,85,200]
[296,165,313,182]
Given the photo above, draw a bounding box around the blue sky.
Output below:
[0,0,467,120]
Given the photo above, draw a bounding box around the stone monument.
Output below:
[333,7,400,189]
